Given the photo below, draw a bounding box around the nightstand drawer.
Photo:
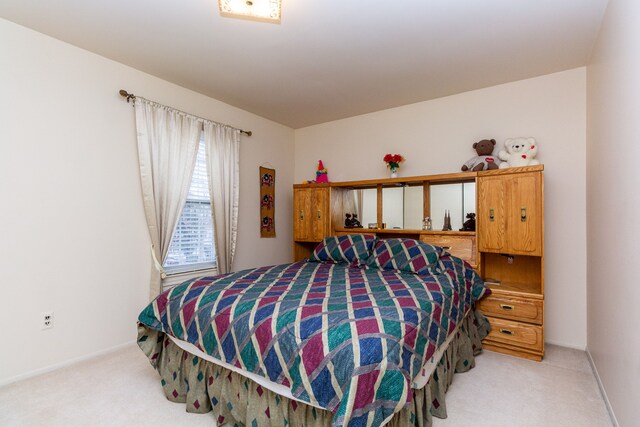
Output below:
[477,294,543,324]
[420,234,476,266]
[485,317,543,352]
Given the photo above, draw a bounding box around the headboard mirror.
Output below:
[430,182,476,231]
[343,182,475,230]
[359,188,377,227]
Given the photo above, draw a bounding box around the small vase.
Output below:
[390,168,398,178]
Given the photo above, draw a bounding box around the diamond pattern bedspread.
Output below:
[138,256,488,427]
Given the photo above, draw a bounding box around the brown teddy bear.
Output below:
[461,139,500,171]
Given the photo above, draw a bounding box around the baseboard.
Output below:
[544,339,586,351]
[0,341,136,388]
[586,348,619,427]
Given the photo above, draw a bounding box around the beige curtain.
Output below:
[355,189,364,220]
[203,122,240,274]
[342,190,364,224]
[134,98,201,299]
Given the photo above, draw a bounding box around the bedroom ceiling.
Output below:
[0,0,608,129]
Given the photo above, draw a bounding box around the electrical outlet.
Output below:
[42,311,54,330]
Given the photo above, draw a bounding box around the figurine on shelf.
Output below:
[316,160,329,183]
[442,210,452,231]
[344,213,363,228]
[351,214,363,228]
[344,213,354,228]
[422,217,432,231]
[460,213,476,231]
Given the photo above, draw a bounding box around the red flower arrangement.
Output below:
[383,153,405,170]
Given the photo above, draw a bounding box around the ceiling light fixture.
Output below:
[218,0,282,24]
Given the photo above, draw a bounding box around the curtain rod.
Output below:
[118,90,252,137]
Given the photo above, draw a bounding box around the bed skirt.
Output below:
[137,309,490,427]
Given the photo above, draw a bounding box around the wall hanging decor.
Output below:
[260,166,276,238]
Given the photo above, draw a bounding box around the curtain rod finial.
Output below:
[119,89,135,103]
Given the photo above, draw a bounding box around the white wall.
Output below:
[0,18,294,385]
[295,69,587,349]
[587,0,640,425]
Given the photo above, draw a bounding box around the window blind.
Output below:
[164,139,216,271]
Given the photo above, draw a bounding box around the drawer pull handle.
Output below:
[500,304,514,311]
[442,246,451,251]
[317,210,321,219]
[521,207,527,222]
[299,210,304,220]
[489,208,495,222]
[499,328,514,336]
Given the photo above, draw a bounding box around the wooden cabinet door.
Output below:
[294,187,330,242]
[311,188,330,241]
[293,188,311,241]
[478,172,542,255]
[507,172,542,255]
[478,176,506,252]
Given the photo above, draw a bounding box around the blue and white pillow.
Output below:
[366,238,443,275]
[309,234,377,266]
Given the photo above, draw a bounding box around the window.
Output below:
[163,138,216,274]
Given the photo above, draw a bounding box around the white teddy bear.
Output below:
[498,137,540,168]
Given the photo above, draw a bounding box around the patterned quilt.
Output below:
[138,255,488,427]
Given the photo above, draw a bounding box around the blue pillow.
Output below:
[366,238,442,275]
[309,234,377,266]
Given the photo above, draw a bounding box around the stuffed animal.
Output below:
[461,139,500,171]
[498,137,540,168]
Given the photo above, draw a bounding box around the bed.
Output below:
[137,235,490,426]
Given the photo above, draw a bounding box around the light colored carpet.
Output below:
[0,344,613,427]
[435,345,613,426]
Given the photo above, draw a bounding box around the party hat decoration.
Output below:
[316,160,329,183]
